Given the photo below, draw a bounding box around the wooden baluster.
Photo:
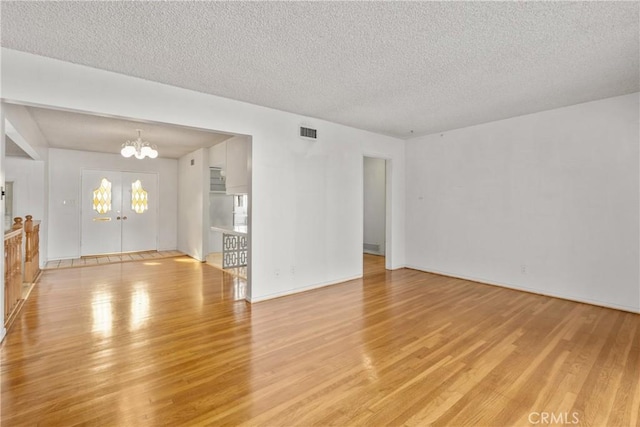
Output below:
[33,221,40,280]
[25,215,33,263]
[4,237,9,322]
[15,232,22,313]
[15,233,21,310]
[23,215,41,283]
[4,229,23,325]
[4,214,40,327]
[12,217,23,231]
[13,218,23,307]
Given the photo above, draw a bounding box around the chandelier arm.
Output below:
[121,130,158,159]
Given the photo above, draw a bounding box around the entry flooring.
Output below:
[44,250,184,269]
[1,254,639,425]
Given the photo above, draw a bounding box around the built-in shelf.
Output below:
[210,167,226,192]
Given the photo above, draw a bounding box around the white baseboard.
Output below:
[363,250,385,256]
[405,264,640,314]
[249,274,363,303]
[46,255,79,262]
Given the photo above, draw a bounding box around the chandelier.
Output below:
[121,129,158,159]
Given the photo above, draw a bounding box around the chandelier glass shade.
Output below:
[121,129,158,159]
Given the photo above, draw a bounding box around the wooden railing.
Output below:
[4,215,41,328]
[24,215,41,283]
[4,224,23,327]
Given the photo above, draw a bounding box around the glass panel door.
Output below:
[81,170,158,256]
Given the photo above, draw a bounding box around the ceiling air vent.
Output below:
[300,126,317,140]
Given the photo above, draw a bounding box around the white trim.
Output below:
[47,255,78,261]
[248,274,362,303]
[363,249,384,256]
[405,264,640,314]
[0,327,6,343]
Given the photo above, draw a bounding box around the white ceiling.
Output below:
[5,136,30,158]
[1,1,638,139]
[20,106,233,159]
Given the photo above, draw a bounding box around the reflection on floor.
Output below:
[363,253,386,275]
[205,252,247,279]
[44,250,185,269]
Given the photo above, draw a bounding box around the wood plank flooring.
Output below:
[1,254,639,426]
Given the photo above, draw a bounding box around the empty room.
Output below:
[1,2,638,426]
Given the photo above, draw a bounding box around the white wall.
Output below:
[406,93,640,313]
[223,135,250,194]
[48,148,178,260]
[178,148,208,261]
[5,157,45,264]
[1,49,405,301]
[5,157,45,222]
[363,157,386,255]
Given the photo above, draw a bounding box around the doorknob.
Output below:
[122,216,128,220]
[116,216,121,220]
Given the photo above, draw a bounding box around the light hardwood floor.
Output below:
[1,255,638,426]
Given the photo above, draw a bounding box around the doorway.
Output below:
[81,169,158,256]
[363,156,388,264]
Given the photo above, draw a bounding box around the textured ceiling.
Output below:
[1,1,638,139]
[22,106,232,159]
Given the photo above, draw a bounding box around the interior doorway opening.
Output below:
[204,135,251,287]
[363,156,389,269]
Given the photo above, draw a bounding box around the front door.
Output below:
[81,169,158,256]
